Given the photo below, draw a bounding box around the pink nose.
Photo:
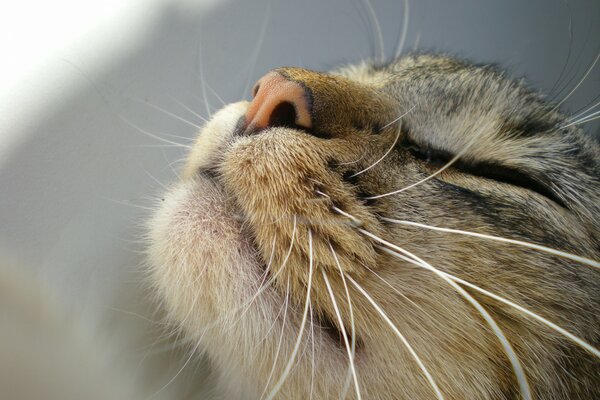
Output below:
[244,71,312,133]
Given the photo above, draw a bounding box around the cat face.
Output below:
[147,55,600,399]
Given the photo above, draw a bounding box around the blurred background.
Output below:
[0,0,598,398]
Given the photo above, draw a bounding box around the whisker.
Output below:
[362,0,385,62]
[563,99,600,123]
[444,270,599,358]
[144,170,170,191]
[197,38,213,119]
[222,234,280,332]
[169,222,294,348]
[129,95,204,130]
[169,95,209,124]
[351,106,416,178]
[145,338,203,400]
[315,190,330,198]
[382,218,600,269]
[547,14,573,98]
[133,144,189,148]
[322,269,362,399]
[104,197,154,211]
[358,229,531,400]
[331,205,362,226]
[561,112,600,128]
[265,228,315,400]
[234,218,297,324]
[328,242,358,400]
[120,116,191,149]
[362,262,432,318]
[260,276,291,400]
[242,0,272,99]
[334,153,367,166]
[394,0,410,59]
[412,30,421,52]
[161,150,183,180]
[552,51,600,112]
[377,242,600,361]
[108,307,166,326]
[309,301,316,400]
[346,273,445,400]
[366,120,496,200]
[205,82,227,106]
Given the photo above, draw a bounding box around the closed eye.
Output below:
[402,138,568,208]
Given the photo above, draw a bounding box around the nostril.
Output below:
[243,71,312,135]
[268,101,297,128]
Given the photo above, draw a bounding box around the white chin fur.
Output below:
[147,166,346,399]
[147,176,278,398]
[147,176,265,327]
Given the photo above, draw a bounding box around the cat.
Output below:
[146,54,600,399]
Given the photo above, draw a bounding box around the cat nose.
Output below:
[243,71,312,134]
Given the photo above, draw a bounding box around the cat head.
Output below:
[147,55,599,399]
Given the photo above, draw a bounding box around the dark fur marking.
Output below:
[402,137,568,208]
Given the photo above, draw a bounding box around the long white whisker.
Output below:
[394,0,410,59]
[309,301,316,400]
[242,0,272,99]
[204,81,226,106]
[104,197,154,211]
[331,206,362,226]
[346,274,445,400]
[197,38,213,119]
[246,238,283,349]
[266,228,315,400]
[552,51,600,112]
[378,242,599,359]
[132,144,188,148]
[364,125,488,200]
[443,271,599,358]
[144,170,170,191]
[359,229,531,400]
[169,96,209,124]
[362,0,385,61]
[236,217,297,323]
[362,262,431,317]
[328,242,358,400]
[335,154,367,167]
[382,218,600,269]
[562,112,600,128]
[161,150,182,180]
[130,95,204,130]
[119,116,191,148]
[260,276,291,400]
[322,269,361,400]
[564,99,600,123]
[351,106,416,178]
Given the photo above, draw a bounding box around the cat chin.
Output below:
[147,176,285,397]
[147,175,264,324]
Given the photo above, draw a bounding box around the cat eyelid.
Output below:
[402,138,567,208]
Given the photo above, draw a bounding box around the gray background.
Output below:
[0,0,598,396]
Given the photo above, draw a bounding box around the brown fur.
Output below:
[148,55,600,399]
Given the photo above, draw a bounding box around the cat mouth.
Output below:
[193,159,361,352]
[197,166,221,183]
[195,168,268,267]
